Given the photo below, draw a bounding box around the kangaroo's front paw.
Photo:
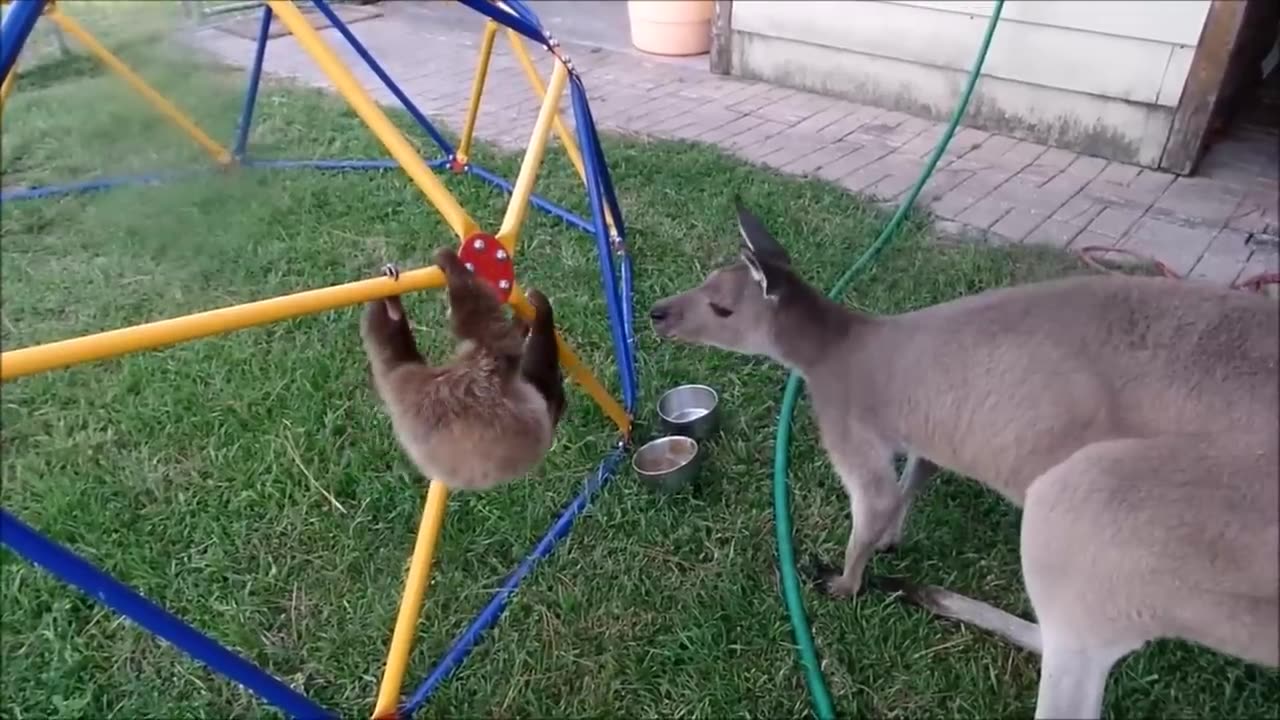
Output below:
[822,574,864,598]
[803,554,865,599]
[802,553,834,588]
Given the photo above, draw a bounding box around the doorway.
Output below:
[1198,0,1280,185]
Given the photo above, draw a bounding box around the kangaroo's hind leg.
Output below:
[878,454,938,551]
[1025,433,1280,718]
[521,289,566,425]
[1020,438,1186,719]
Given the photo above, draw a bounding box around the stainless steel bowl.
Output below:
[632,435,702,493]
[656,384,720,440]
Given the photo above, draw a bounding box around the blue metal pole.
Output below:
[0,0,45,83]
[497,0,544,33]
[464,162,594,235]
[570,75,636,399]
[245,157,451,171]
[619,252,637,392]
[573,76,627,243]
[307,0,455,158]
[454,0,547,48]
[572,80,637,411]
[0,509,335,720]
[0,158,452,203]
[232,4,273,160]
[398,445,627,716]
[0,169,205,203]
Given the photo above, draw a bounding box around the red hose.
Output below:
[1075,245,1278,295]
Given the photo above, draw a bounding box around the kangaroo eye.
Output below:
[709,302,734,318]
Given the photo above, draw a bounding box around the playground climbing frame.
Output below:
[0,0,639,717]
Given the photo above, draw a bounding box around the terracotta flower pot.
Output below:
[627,0,714,57]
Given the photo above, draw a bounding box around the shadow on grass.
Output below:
[10,53,104,93]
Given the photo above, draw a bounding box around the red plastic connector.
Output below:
[456,232,514,303]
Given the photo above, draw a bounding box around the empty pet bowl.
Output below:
[657,384,720,440]
[632,435,702,493]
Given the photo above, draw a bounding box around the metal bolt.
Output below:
[498,279,511,290]
[496,249,508,261]
[464,262,475,272]
[473,238,486,251]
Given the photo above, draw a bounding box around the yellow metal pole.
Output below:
[495,60,569,252]
[0,266,445,382]
[263,0,479,241]
[508,284,631,436]
[507,33,583,181]
[44,7,231,165]
[456,20,497,166]
[1,67,16,110]
[1,265,630,433]
[371,480,450,719]
[506,32,618,237]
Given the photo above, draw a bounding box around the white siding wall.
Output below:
[729,0,1213,166]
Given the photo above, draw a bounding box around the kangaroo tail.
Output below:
[870,576,1043,654]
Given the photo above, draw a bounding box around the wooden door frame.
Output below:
[1159,0,1251,175]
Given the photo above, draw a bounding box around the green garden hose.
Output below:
[771,4,1006,718]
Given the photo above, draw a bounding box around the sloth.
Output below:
[360,246,565,490]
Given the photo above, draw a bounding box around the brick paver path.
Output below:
[191,3,1278,288]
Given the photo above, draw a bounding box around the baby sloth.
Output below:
[360,247,566,491]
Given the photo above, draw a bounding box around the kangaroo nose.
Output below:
[649,305,669,322]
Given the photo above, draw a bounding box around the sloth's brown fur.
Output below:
[360,247,565,490]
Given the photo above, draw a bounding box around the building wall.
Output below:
[728,0,1212,167]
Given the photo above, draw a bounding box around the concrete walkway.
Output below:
[191,2,1278,288]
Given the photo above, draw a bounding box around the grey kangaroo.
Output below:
[648,198,1279,718]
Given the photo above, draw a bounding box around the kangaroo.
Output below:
[360,246,566,491]
[647,198,1279,718]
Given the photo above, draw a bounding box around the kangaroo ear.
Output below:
[734,196,792,267]
[740,244,791,301]
[734,196,791,300]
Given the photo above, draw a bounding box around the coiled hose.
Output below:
[771,4,1005,717]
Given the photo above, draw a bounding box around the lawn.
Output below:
[2,10,1277,719]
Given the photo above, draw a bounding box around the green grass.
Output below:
[3,20,1277,720]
